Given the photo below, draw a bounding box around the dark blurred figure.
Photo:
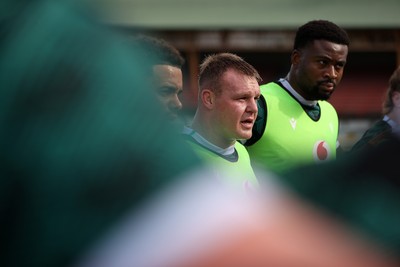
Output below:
[351,66,400,151]
[129,34,186,124]
[2,2,399,267]
[0,1,202,266]
[77,139,400,267]
[278,133,400,266]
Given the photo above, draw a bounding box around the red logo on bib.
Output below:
[313,141,330,161]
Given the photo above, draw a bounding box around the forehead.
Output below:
[152,65,183,82]
[220,69,260,93]
[305,39,348,58]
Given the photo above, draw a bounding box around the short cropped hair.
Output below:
[294,20,350,50]
[131,34,184,68]
[198,53,262,95]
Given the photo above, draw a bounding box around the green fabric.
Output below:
[302,103,321,121]
[246,82,338,174]
[185,139,259,188]
[351,119,393,152]
[280,136,400,257]
[0,1,202,267]
[245,94,267,146]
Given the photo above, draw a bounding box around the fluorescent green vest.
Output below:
[186,140,259,190]
[246,82,339,174]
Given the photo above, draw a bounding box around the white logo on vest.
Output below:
[289,118,297,130]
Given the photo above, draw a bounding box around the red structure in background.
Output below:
[331,73,388,118]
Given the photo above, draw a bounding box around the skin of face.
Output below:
[290,40,348,101]
[388,91,400,125]
[206,69,260,148]
[152,64,183,120]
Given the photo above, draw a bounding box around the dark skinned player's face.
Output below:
[152,64,183,121]
[291,40,348,101]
